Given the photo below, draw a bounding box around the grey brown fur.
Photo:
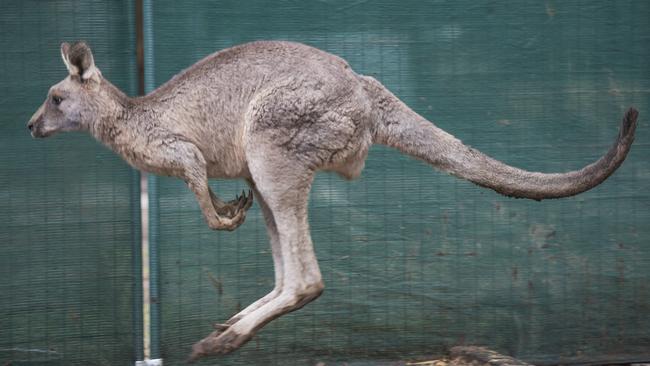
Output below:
[28,40,638,361]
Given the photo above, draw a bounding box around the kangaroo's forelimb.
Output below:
[172,140,253,231]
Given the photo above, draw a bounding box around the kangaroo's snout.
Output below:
[27,116,41,137]
[27,115,48,138]
[27,104,48,138]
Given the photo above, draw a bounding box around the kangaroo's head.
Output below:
[28,42,103,138]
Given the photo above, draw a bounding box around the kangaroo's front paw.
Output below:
[216,190,254,218]
[209,190,253,231]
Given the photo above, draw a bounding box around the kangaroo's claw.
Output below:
[208,190,254,231]
[216,190,254,218]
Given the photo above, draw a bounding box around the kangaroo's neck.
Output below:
[87,79,144,156]
[88,78,179,173]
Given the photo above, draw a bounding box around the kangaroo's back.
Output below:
[142,41,365,162]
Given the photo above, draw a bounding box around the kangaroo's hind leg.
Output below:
[211,180,285,333]
[190,143,324,360]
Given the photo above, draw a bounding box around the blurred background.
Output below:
[1,1,649,365]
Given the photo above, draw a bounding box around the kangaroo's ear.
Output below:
[60,41,101,83]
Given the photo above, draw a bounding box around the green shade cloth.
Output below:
[147,1,650,365]
[1,1,648,365]
[0,1,141,365]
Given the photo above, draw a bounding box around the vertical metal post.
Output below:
[142,0,161,361]
[129,0,144,363]
[131,166,145,363]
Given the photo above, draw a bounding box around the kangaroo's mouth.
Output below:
[28,123,54,138]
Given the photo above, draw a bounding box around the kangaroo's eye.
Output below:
[52,95,63,105]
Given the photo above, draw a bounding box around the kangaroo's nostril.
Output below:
[28,123,34,131]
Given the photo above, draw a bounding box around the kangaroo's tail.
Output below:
[362,75,638,201]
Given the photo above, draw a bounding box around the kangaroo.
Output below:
[28,41,638,361]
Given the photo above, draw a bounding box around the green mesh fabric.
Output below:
[143,1,650,365]
[0,1,140,365]
[147,2,650,365]
[5,1,647,365]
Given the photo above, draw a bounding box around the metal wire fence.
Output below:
[1,1,649,366]
[146,1,650,365]
[0,1,141,365]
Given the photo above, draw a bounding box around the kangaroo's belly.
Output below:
[200,134,250,179]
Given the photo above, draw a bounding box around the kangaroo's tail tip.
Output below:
[621,107,638,141]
